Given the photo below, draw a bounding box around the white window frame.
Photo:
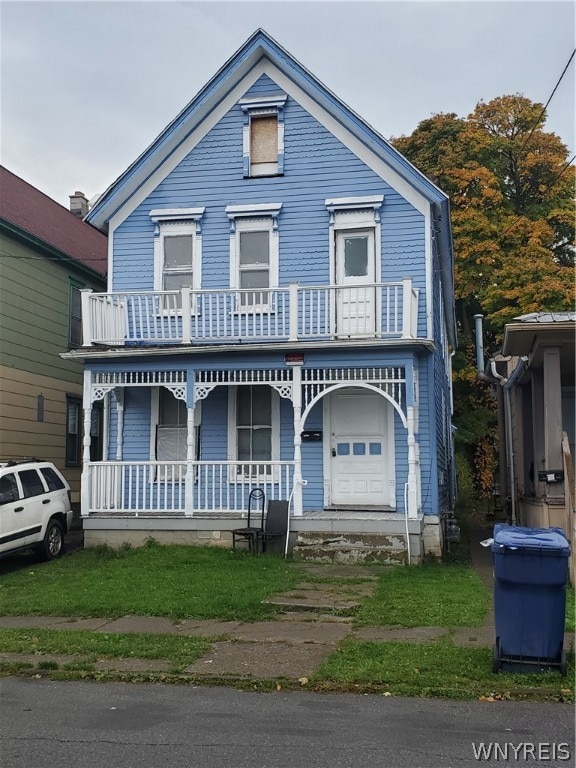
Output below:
[227,386,280,480]
[150,208,204,314]
[149,388,202,466]
[325,196,383,336]
[226,204,281,313]
[239,95,287,177]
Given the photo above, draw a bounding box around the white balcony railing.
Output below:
[81,281,419,346]
[88,461,295,516]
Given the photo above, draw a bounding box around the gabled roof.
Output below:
[85,29,455,343]
[0,166,107,278]
[87,29,450,228]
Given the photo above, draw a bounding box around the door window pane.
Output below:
[337,443,350,456]
[353,442,366,456]
[344,236,368,277]
[369,442,382,456]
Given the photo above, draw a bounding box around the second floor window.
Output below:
[150,209,205,310]
[238,229,270,306]
[163,231,194,303]
[226,204,282,310]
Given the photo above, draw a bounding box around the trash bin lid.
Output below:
[493,524,570,553]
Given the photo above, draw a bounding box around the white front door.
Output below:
[327,389,394,507]
[335,229,376,336]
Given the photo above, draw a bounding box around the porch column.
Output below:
[80,370,93,517]
[292,365,303,516]
[184,400,196,518]
[406,405,418,519]
[114,388,124,461]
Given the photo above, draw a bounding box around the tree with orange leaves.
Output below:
[394,95,574,497]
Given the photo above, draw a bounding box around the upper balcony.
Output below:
[81,280,419,348]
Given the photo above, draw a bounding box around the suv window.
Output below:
[0,473,19,503]
[40,467,66,492]
[18,469,46,498]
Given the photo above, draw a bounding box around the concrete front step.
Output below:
[293,530,408,565]
[296,531,407,549]
[293,545,407,565]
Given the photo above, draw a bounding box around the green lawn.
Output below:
[0,628,209,672]
[354,563,491,627]
[0,542,300,621]
[314,639,575,700]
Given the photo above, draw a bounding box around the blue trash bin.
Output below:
[492,524,570,675]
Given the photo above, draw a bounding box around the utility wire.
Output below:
[516,48,575,159]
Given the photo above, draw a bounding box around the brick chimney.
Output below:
[69,191,89,218]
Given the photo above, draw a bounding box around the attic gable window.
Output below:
[239,95,287,177]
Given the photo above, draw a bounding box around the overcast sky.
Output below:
[1,1,574,208]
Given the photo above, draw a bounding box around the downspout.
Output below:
[474,314,517,525]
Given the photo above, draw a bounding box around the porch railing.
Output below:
[88,461,295,516]
[81,281,419,346]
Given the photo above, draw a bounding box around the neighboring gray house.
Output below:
[484,313,575,542]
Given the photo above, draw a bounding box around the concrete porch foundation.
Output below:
[82,510,444,565]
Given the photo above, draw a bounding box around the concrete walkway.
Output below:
[0,541,573,682]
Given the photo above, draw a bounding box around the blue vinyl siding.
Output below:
[122,388,151,461]
[112,74,427,334]
[86,71,456,518]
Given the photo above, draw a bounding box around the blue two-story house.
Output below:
[70,30,456,562]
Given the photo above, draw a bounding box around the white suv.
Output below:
[0,461,73,560]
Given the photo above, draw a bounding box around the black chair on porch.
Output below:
[256,500,290,554]
[232,488,265,554]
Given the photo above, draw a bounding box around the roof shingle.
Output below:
[0,166,107,277]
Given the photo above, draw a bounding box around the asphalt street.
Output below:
[1,678,574,768]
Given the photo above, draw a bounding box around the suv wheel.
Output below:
[39,519,65,561]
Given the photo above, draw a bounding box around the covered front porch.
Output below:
[81,507,432,563]
[80,362,422,522]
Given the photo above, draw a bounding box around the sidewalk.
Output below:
[0,547,573,682]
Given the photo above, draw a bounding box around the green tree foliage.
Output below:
[393,95,575,494]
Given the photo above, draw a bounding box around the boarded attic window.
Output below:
[250,114,278,176]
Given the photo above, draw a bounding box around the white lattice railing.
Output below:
[81,280,418,346]
[88,461,294,516]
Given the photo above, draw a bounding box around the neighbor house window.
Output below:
[150,208,205,309]
[239,95,287,177]
[65,395,82,467]
[69,283,83,347]
[225,204,281,308]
